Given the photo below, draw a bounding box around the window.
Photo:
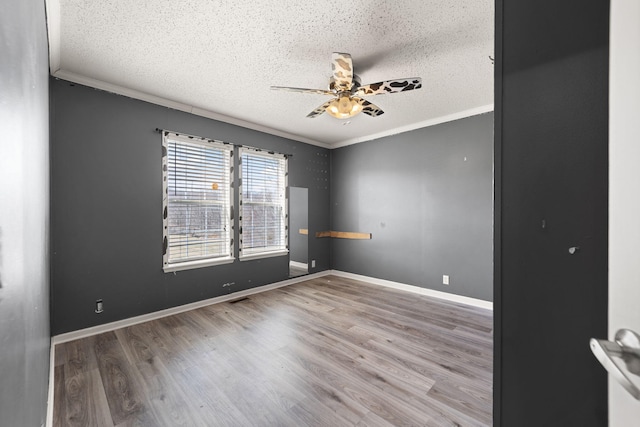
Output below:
[162,132,233,272]
[239,147,288,260]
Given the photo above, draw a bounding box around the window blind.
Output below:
[239,148,288,258]
[162,134,233,268]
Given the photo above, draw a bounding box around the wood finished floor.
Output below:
[53,275,493,426]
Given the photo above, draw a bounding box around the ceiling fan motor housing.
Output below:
[330,75,361,92]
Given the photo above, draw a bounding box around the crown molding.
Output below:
[330,104,495,149]
[44,0,61,74]
[52,69,494,150]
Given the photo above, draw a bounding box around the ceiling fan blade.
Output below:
[359,99,385,117]
[306,101,332,118]
[355,78,422,96]
[270,86,334,96]
[331,52,354,91]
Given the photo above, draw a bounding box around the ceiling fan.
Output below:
[271,52,422,120]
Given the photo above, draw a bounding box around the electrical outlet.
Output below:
[443,275,450,285]
[95,299,104,313]
[311,260,316,268]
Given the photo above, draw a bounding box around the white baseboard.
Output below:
[51,268,491,345]
[289,261,308,270]
[46,338,54,427]
[52,270,331,345]
[330,270,493,311]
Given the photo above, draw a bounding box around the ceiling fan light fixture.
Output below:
[326,95,363,119]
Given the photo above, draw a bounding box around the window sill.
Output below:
[163,256,235,273]
[239,249,289,262]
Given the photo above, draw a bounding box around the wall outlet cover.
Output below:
[443,275,450,285]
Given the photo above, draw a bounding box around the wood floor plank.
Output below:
[356,410,397,427]
[92,332,149,425]
[55,343,68,367]
[53,365,68,426]
[56,368,113,427]
[114,328,154,365]
[427,378,492,425]
[133,356,209,426]
[53,275,493,426]
[63,337,99,376]
[75,369,112,426]
[274,341,377,424]
[134,319,194,373]
[319,277,491,332]
[287,396,361,427]
[279,328,438,426]
[172,358,255,427]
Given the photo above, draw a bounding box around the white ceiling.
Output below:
[46,0,494,148]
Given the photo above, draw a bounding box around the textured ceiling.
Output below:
[46,0,494,147]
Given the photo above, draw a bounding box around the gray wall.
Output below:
[0,0,51,425]
[50,79,330,334]
[330,113,494,302]
[494,0,609,425]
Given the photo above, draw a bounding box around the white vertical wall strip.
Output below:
[609,0,640,424]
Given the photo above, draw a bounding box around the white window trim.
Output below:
[239,249,289,262]
[162,131,234,273]
[163,256,235,273]
[238,147,289,261]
